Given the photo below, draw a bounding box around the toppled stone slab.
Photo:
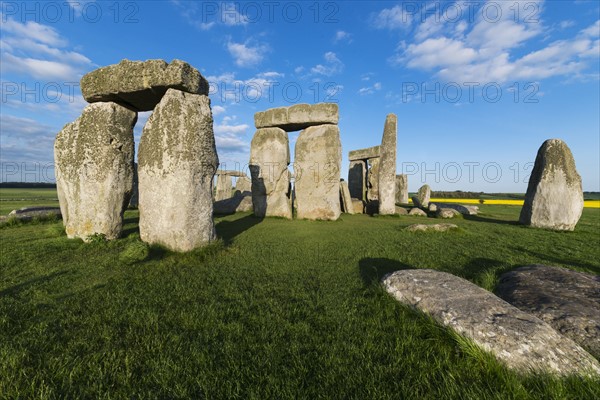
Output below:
[408,208,427,217]
[382,269,600,376]
[138,89,218,252]
[348,145,381,161]
[496,264,600,359]
[340,181,354,214]
[3,207,62,222]
[55,102,136,241]
[428,203,438,212]
[405,223,458,232]
[249,128,292,219]
[432,203,479,215]
[378,114,397,215]
[519,139,584,231]
[413,184,431,208]
[81,59,208,112]
[395,206,408,215]
[295,124,342,220]
[437,208,460,219]
[254,103,338,131]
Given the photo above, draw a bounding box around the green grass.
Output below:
[0,188,59,215]
[1,199,599,398]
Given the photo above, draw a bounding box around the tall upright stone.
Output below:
[339,181,354,214]
[54,102,136,241]
[413,184,431,208]
[378,114,397,215]
[395,174,408,204]
[348,160,367,201]
[295,124,342,220]
[138,88,218,252]
[215,174,232,201]
[367,158,380,202]
[249,128,292,219]
[519,139,584,231]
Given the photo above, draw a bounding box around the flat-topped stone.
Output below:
[81,59,208,112]
[215,170,247,177]
[383,269,600,376]
[254,103,338,131]
[348,145,381,161]
[406,223,457,232]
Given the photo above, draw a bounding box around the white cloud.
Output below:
[358,82,382,96]
[227,40,269,68]
[212,105,226,115]
[0,114,57,163]
[333,30,352,43]
[205,71,284,103]
[311,52,344,76]
[213,115,250,153]
[560,20,576,29]
[0,19,66,47]
[370,5,413,30]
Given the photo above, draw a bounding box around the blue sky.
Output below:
[1,0,599,191]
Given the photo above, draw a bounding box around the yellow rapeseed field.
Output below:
[409,198,600,208]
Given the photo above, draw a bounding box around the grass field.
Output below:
[1,190,600,399]
[0,188,59,215]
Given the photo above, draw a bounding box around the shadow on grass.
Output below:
[512,246,600,274]
[216,213,264,245]
[459,257,511,280]
[359,258,415,286]
[0,271,70,297]
[462,214,520,226]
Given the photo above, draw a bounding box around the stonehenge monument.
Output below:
[395,174,408,204]
[213,170,253,214]
[250,103,342,220]
[347,114,398,214]
[55,59,219,252]
[519,139,583,231]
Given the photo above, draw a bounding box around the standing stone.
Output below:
[129,163,139,208]
[383,269,600,376]
[215,174,232,201]
[413,184,431,208]
[249,128,292,219]
[519,139,584,231]
[395,174,408,204]
[367,158,380,202]
[54,102,136,241]
[138,88,218,252]
[348,160,367,201]
[234,176,252,196]
[295,124,342,220]
[352,199,364,214]
[378,114,397,215]
[340,181,354,214]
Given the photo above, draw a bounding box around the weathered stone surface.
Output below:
[215,174,233,201]
[428,203,438,213]
[214,194,253,214]
[395,206,408,215]
[408,208,427,217]
[340,181,354,214]
[254,103,338,131]
[437,208,458,219]
[383,269,600,376]
[81,59,208,112]
[295,124,342,220]
[234,176,252,196]
[496,265,600,358]
[348,145,381,161]
[519,139,584,231]
[348,160,367,201]
[249,128,292,219]
[413,184,431,208]
[406,223,458,232]
[5,207,62,222]
[138,89,218,252]
[55,102,135,241]
[352,199,364,214]
[395,174,408,204]
[432,203,478,215]
[367,158,380,202]
[378,114,397,215]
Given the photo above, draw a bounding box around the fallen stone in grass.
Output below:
[395,206,408,215]
[405,223,458,232]
[436,208,460,219]
[408,208,427,217]
[7,207,62,220]
[496,264,600,359]
[432,203,479,215]
[382,269,600,377]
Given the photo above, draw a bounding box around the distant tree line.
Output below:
[0,182,57,189]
